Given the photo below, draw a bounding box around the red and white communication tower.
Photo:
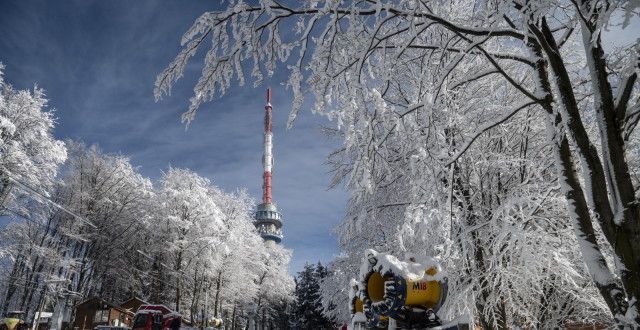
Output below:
[262,88,274,204]
[254,88,283,244]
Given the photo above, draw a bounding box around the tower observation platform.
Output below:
[254,88,283,244]
[255,202,283,243]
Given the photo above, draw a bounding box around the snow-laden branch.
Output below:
[154,0,538,125]
[445,101,537,166]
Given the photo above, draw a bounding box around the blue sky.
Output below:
[0,0,348,274]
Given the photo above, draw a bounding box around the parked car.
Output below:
[93,325,131,330]
[131,305,181,330]
[94,326,130,330]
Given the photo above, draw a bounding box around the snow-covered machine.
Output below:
[349,278,389,329]
[210,318,223,328]
[131,305,181,330]
[1,311,26,330]
[348,279,368,329]
[354,249,456,329]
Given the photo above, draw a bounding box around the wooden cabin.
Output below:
[118,297,148,315]
[73,297,134,330]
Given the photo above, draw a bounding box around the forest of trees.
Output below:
[155,0,640,328]
[2,0,640,329]
[0,65,294,329]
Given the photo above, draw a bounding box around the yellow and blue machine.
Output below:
[364,266,447,316]
[355,250,449,328]
[349,278,388,329]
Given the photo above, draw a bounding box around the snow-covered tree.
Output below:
[0,141,154,324]
[151,167,224,312]
[248,243,295,330]
[0,65,66,318]
[156,0,640,327]
[207,189,262,315]
[319,254,358,324]
[55,142,154,302]
[0,63,66,213]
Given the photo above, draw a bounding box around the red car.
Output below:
[131,305,181,330]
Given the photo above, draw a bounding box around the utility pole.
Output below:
[49,293,65,330]
[48,267,77,330]
[32,278,66,330]
[31,286,47,330]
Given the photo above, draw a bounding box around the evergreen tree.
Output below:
[292,262,334,330]
[268,298,292,330]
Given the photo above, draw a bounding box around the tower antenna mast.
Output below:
[254,88,283,244]
[263,88,273,204]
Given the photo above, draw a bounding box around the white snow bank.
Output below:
[352,312,366,322]
[430,314,472,329]
[359,249,445,281]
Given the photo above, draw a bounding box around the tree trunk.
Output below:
[175,250,183,312]
[446,127,497,329]
[214,271,222,318]
[527,20,636,322]
[190,268,201,327]
[578,16,640,312]
[231,304,237,330]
